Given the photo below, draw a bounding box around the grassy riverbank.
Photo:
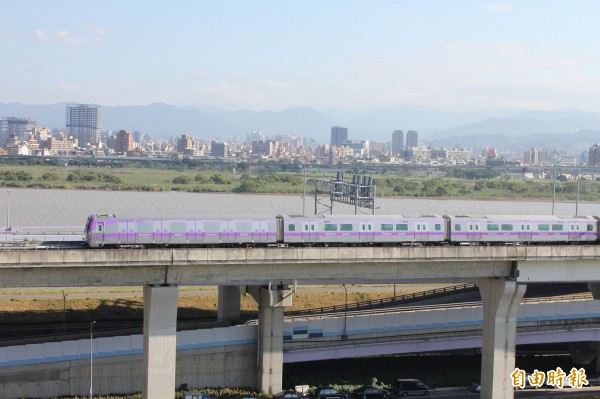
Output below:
[2,162,600,201]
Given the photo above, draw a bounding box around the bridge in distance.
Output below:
[2,245,600,399]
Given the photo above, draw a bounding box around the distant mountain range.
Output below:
[1,103,600,155]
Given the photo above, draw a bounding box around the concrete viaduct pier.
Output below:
[2,245,600,399]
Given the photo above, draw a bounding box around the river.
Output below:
[1,187,599,227]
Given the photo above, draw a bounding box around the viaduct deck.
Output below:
[0,245,599,287]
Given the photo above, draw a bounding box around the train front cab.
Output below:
[86,214,117,248]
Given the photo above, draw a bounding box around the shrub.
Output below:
[172,175,192,184]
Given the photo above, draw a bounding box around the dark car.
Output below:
[312,387,348,399]
[392,379,430,397]
[350,386,389,399]
[274,391,303,399]
[183,393,213,399]
[469,383,481,393]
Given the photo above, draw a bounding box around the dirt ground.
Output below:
[0,284,452,323]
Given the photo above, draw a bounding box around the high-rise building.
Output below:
[116,130,134,154]
[65,104,102,146]
[0,117,37,146]
[589,144,600,166]
[406,130,418,148]
[524,148,544,165]
[211,141,228,157]
[177,134,193,153]
[392,130,403,156]
[330,126,348,147]
[252,140,277,156]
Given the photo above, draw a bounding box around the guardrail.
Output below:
[0,226,83,234]
[286,283,479,316]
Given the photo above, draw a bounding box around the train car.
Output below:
[279,215,447,245]
[446,215,599,244]
[85,214,278,248]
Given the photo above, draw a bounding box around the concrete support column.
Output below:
[478,278,526,399]
[143,284,179,399]
[588,283,600,372]
[218,286,241,321]
[588,283,600,300]
[249,286,293,395]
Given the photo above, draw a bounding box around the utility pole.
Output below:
[6,190,10,229]
[90,320,96,399]
[552,167,556,215]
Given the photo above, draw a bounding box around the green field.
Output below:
[1,160,600,201]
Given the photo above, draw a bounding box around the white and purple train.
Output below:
[85,214,599,248]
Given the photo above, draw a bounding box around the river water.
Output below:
[1,187,599,227]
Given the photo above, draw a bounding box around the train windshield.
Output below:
[84,216,94,235]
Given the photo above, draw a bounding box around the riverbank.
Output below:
[2,162,599,202]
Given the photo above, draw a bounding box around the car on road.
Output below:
[183,393,213,399]
[392,379,430,397]
[350,386,389,399]
[274,391,304,399]
[469,383,481,393]
[312,387,348,399]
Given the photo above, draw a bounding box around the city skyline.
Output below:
[2,1,600,113]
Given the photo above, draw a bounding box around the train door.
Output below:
[569,222,581,242]
[96,221,105,244]
[519,221,532,242]
[416,221,429,241]
[466,221,481,242]
[302,221,312,242]
[360,220,374,242]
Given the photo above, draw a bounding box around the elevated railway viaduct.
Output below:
[2,245,600,399]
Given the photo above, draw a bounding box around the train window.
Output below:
[205,222,221,233]
[311,224,315,231]
[416,224,421,231]
[288,224,296,232]
[173,222,189,233]
[455,224,462,231]
[324,224,338,232]
[588,224,594,231]
[361,225,365,231]
[340,224,353,231]
[552,224,563,231]
[501,224,513,231]
[468,225,473,231]
[138,222,153,233]
[304,225,309,231]
[487,224,499,231]
[435,224,442,231]
[368,224,372,231]
[520,224,525,231]
[396,223,408,231]
[97,224,103,232]
[476,225,480,231]
[381,224,394,231]
[538,224,549,231]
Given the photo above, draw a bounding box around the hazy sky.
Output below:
[2,1,599,112]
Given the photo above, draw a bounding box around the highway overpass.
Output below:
[2,245,600,399]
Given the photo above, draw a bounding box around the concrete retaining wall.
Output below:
[0,345,256,398]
